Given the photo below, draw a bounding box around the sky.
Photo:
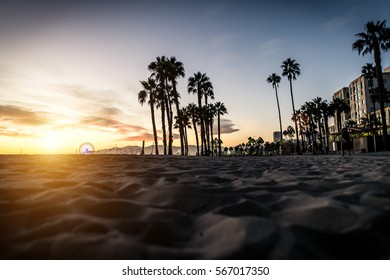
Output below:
[0,0,389,154]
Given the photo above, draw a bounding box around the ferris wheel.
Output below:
[79,142,95,154]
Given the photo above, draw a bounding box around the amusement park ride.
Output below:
[79,142,95,154]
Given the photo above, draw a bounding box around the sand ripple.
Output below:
[1,154,390,259]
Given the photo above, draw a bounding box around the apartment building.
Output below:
[330,87,351,134]
[348,71,390,126]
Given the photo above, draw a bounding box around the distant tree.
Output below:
[215,102,228,156]
[352,20,390,150]
[186,103,200,155]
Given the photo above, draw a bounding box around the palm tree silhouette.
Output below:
[148,56,171,155]
[188,72,213,155]
[330,97,350,152]
[215,101,227,156]
[138,77,159,155]
[267,73,283,149]
[353,20,390,150]
[186,103,200,155]
[281,58,301,154]
[361,63,378,127]
[167,57,185,155]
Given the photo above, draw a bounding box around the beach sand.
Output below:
[0,154,389,259]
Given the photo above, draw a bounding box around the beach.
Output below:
[0,154,390,259]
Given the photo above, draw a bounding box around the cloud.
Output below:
[256,39,286,58]
[209,33,235,48]
[320,6,358,32]
[216,118,240,134]
[0,127,35,138]
[120,132,158,142]
[321,16,352,32]
[0,105,49,126]
[80,116,147,135]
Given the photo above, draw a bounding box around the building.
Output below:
[348,71,390,126]
[330,87,351,134]
[273,131,282,143]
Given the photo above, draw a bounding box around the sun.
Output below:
[41,133,60,151]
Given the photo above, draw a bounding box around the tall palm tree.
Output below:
[215,102,227,156]
[301,101,317,154]
[361,63,378,126]
[186,103,200,155]
[281,58,301,154]
[330,97,350,152]
[204,85,215,154]
[205,103,217,156]
[266,73,283,148]
[148,56,175,155]
[167,57,185,155]
[155,86,167,154]
[174,108,191,156]
[312,97,326,153]
[138,77,159,155]
[188,72,212,155]
[330,97,351,135]
[353,20,390,150]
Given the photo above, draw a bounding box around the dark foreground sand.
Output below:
[0,154,390,259]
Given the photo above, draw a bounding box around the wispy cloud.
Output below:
[256,39,286,58]
[80,116,147,135]
[209,33,235,48]
[0,105,49,126]
[320,6,358,32]
[217,118,240,134]
[0,125,35,138]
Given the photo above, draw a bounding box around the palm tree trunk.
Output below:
[289,79,301,154]
[161,102,167,155]
[324,113,330,154]
[275,87,283,152]
[218,112,222,156]
[172,82,184,155]
[164,97,172,155]
[374,45,388,150]
[317,114,323,153]
[197,94,205,155]
[210,119,214,156]
[150,103,159,155]
[193,119,199,155]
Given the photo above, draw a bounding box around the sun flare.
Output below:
[42,134,60,151]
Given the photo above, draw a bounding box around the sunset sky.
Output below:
[1,0,389,154]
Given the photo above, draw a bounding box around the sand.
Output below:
[0,153,390,259]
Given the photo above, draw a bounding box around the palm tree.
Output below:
[330,97,351,135]
[174,108,191,155]
[206,103,217,156]
[301,101,317,153]
[312,97,326,153]
[188,72,212,155]
[330,97,350,152]
[281,58,301,154]
[352,20,390,150]
[186,103,200,155]
[362,63,378,127]
[138,77,159,155]
[215,102,227,156]
[204,86,215,154]
[266,73,283,149]
[167,57,185,155]
[148,56,172,154]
